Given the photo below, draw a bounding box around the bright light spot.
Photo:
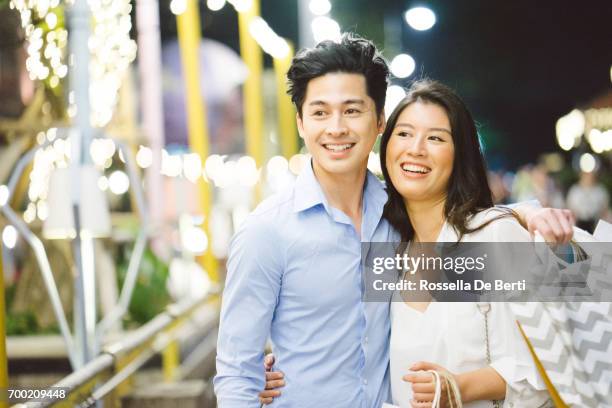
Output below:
[214,160,238,188]
[0,185,9,206]
[390,54,416,78]
[579,153,596,173]
[588,129,604,154]
[249,17,290,58]
[309,0,331,15]
[37,200,49,221]
[266,156,292,191]
[98,176,109,191]
[228,0,252,12]
[405,7,436,31]
[182,226,208,254]
[237,156,259,187]
[183,153,202,183]
[90,138,116,166]
[45,12,57,29]
[267,155,289,176]
[311,16,341,43]
[385,85,406,119]
[2,225,17,249]
[169,0,187,15]
[207,0,226,11]
[108,170,130,195]
[24,203,36,223]
[136,146,153,168]
[161,150,183,177]
[556,109,585,151]
[205,154,225,181]
[289,154,308,175]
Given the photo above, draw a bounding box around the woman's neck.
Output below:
[404,197,447,242]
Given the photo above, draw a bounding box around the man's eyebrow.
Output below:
[307,99,366,106]
[344,99,366,105]
[395,123,452,134]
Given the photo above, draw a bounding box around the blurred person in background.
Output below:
[511,164,564,209]
[567,171,610,233]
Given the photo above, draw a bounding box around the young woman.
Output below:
[380,79,551,407]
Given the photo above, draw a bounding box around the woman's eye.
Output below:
[312,111,326,117]
[396,131,412,138]
[428,135,444,141]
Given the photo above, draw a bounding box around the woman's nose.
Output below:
[406,135,426,156]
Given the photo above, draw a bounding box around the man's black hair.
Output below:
[287,33,389,117]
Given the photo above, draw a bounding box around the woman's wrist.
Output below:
[455,373,471,403]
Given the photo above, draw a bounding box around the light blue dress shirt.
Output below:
[214,161,394,408]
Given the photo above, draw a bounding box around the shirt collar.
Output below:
[292,158,388,218]
[292,159,328,213]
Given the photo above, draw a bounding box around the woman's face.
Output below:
[385,101,455,205]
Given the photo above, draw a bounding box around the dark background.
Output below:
[157,0,612,170]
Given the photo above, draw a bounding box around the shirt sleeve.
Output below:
[487,304,551,408]
[214,215,284,408]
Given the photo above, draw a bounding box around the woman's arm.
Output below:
[455,366,505,403]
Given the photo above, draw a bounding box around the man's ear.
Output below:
[377,112,387,134]
[296,112,305,139]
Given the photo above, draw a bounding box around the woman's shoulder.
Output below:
[465,207,531,242]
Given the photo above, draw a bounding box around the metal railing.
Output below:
[15,291,219,408]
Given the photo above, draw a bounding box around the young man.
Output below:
[214,33,574,408]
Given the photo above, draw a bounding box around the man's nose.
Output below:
[325,114,348,137]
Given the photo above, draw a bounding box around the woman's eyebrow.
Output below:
[394,123,451,134]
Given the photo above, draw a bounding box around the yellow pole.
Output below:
[0,245,8,408]
[176,0,218,282]
[238,0,264,167]
[162,340,179,382]
[273,43,298,159]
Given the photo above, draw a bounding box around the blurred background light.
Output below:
[404,6,436,31]
[2,225,18,249]
[390,53,416,78]
[169,0,187,15]
[0,185,8,206]
[207,0,226,11]
[579,153,596,173]
[108,170,130,195]
[311,16,341,43]
[136,146,153,169]
[309,0,331,16]
[385,85,407,119]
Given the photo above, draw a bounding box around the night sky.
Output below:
[158,0,612,170]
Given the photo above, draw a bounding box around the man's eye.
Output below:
[345,108,360,115]
[312,111,326,117]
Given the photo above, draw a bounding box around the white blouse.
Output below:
[390,209,550,408]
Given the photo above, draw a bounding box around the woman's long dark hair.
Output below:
[380,79,511,242]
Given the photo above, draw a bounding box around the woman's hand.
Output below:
[403,361,459,408]
[517,206,575,243]
[259,353,285,405]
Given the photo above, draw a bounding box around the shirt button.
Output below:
[363,379,368,385]
[364,337,369,344]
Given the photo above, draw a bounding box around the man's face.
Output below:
[297,72,384,179]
